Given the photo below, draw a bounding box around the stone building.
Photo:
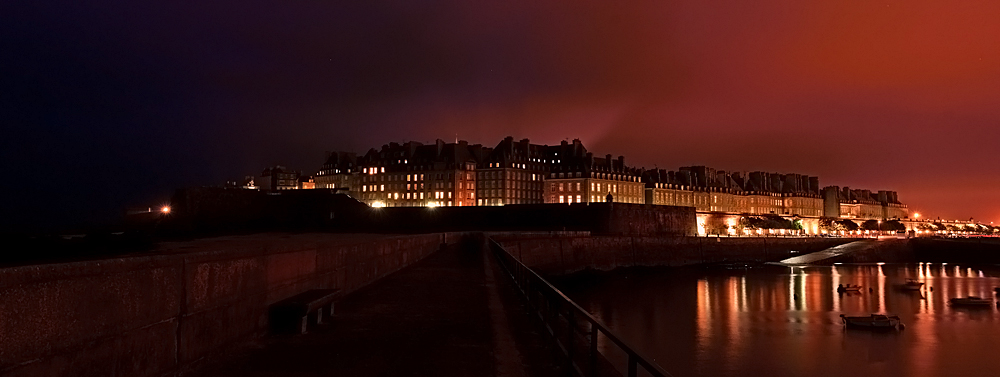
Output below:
[822,186,909,220]
[258,166,300,191]
[642,166,821,216]
[476,137,548,206]
[314,151,358,192]
[355,140,486,207]
[542,139,645,205]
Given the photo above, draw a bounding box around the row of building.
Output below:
[242,137,909,221]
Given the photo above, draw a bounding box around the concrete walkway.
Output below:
[192,241,561,377]
[778,240,874,264]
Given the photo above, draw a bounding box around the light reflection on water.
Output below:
[560,263,1000,377]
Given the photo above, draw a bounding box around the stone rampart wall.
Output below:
[0,233,444,377]
[494,235,855,275]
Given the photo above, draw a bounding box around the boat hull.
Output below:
[840,314,901,330]
[948,297,993,306]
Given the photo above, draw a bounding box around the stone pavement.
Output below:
[192,239,562,377]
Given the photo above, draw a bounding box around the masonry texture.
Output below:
[0,233,443,377]
[494,234,855,275]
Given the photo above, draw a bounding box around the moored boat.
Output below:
[837,284,862,293]
[902,279,925,291]
[948,296,994,306]
[840,314,903,330]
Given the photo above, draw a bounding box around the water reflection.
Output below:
[560,264,1000,377]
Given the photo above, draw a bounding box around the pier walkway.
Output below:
[192,240,561,377]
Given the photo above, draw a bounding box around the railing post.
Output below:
[628,354,638,377]
[566,309,575,372]
[590,323,598,377]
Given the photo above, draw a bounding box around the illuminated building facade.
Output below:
[823,186,909,220]
[356,140,485,207]
[476,137,549,206]
[258,166,300,191]
[298,176,316,190]
[542,139,645,205]
[315,151,358,192]
[642,167,822,216]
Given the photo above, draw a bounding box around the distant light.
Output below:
[877,262,885,265]
[371,201,385,208]
[427,202,438,208]
[160,206,171,214]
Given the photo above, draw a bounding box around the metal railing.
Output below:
[487,238,672,377]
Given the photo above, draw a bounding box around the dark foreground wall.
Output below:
[0,233,444,377]
[162,188,697,237]
[494,235,855,275]
[912,238,1000,263]
[377,202,696,236]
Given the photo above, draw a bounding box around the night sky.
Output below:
[3,0,998,232]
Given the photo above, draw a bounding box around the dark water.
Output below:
[558,263,1000,377]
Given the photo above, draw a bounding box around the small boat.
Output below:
[837,284,862,293]
[948,296,994,306]
[840,314,903,330]
[902,279,925,291]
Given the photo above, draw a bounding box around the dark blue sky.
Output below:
[3,0,999,232]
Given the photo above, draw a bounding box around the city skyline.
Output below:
[258,135,965,221]
[3,0,998,232]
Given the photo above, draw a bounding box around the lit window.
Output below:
[381,167,385,173]
[576,195,581,203]
[559,195,565,203]
[380,185,385,191]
